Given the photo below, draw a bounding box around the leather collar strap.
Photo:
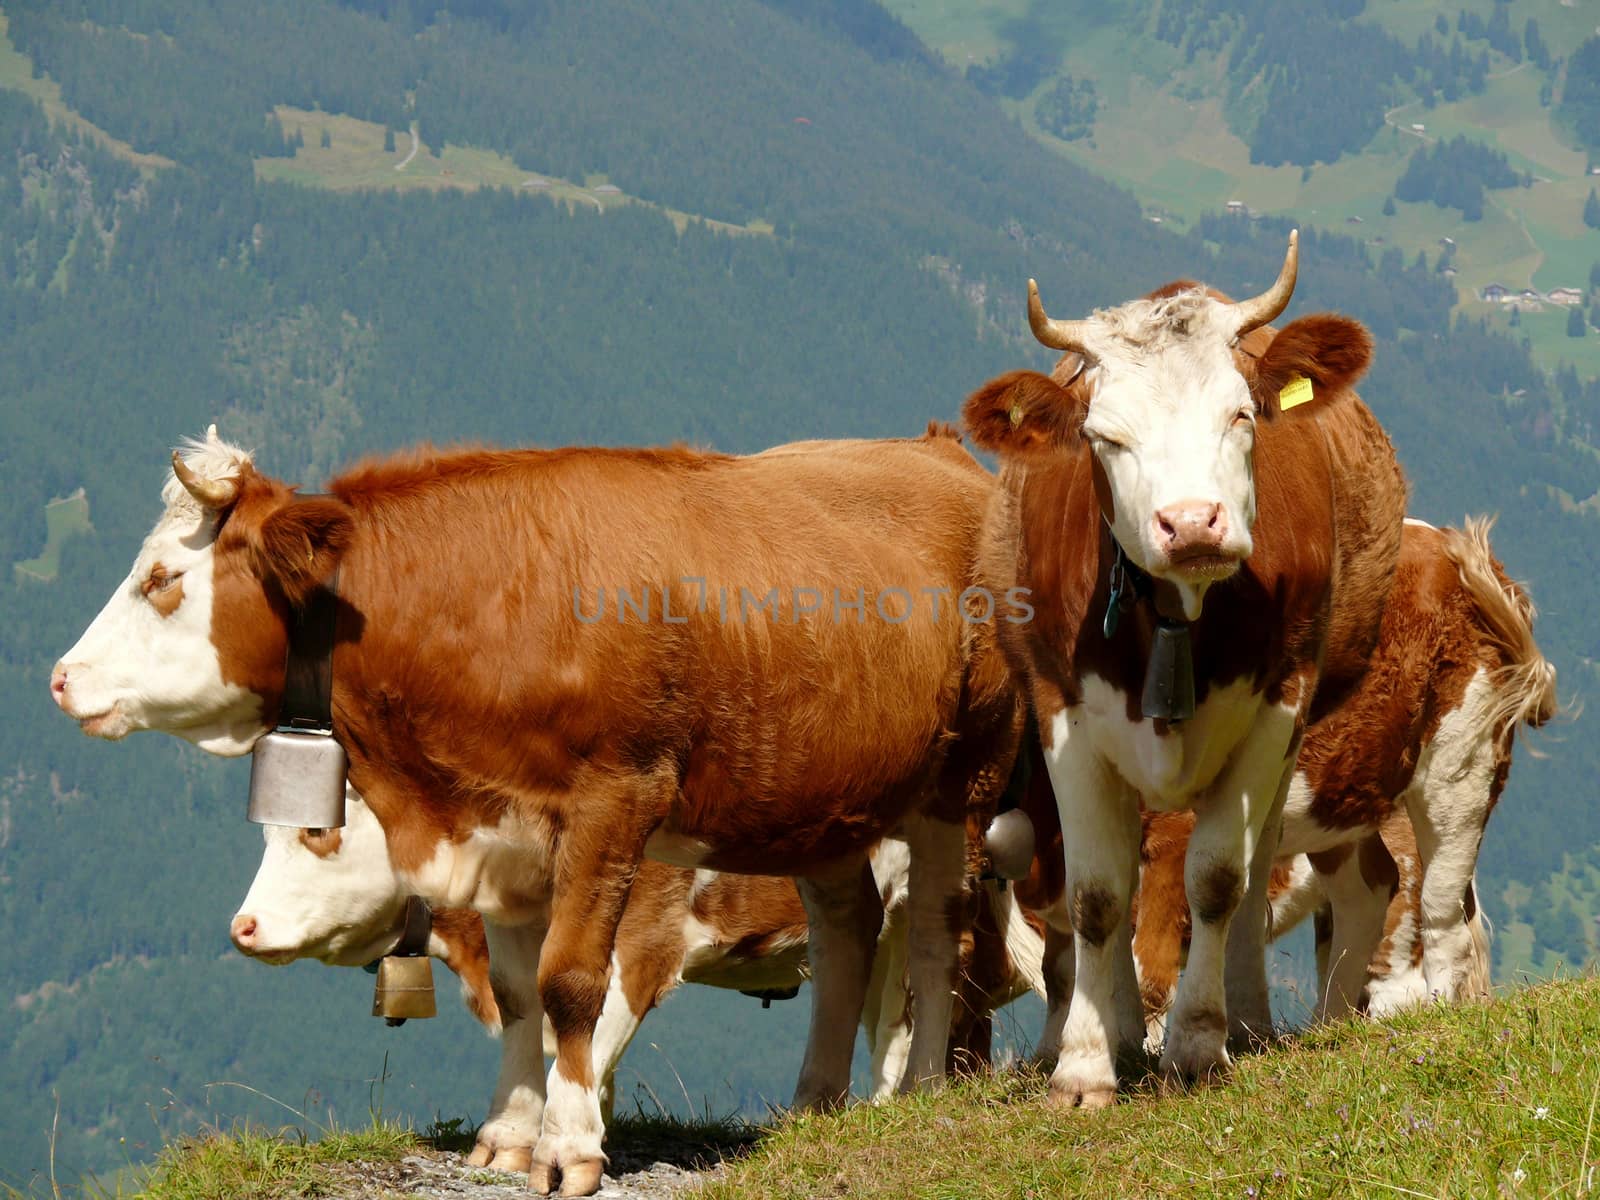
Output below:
[393,895,434,958]
[278,496,338,733]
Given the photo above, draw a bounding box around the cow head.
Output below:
[230,785,410,966]
[964,233,1372,620]
[51,426,354,755]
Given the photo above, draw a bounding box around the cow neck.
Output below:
[1095,520,1197,726]
[278,495,338,734]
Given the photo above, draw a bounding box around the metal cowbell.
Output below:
[247,730,348,828]
[372,955,436,1023]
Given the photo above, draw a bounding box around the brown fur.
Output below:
[297,827,343,859]
[196,431,1025,1119]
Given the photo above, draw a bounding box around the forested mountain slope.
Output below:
[887,0,1600,377]
[0,0,1596,1185]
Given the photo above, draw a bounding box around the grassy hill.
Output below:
[884,0,1600,379]
[41,977,1600,1199]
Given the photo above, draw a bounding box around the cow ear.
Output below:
[1252,314,1373,419]
[251,497,356,606]
[963,370,1083,458]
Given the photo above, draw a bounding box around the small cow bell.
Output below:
[1142,619,1196,723]
[372,955,436,1024]
[983,809,1036,881]
[247,729,347,828]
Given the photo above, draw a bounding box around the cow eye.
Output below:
[144,570,183,594]
[1232,409,1255,430]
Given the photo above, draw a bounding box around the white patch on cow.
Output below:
[1266,852,1326,939]
[863,895,911,1100]
[55,435,266,754]
[1366,902,1427,1018]
[232,786,408,965]
[1403,667,1500,1002]
[395,811,554,925]
[1278,769,1372,858]
[1040,705,1143,1103]
[535,1062,607,1181]
[1077,293,1260,617]
[868,837,911,912]
[1314,843,1392,1019]
[1162,698,1300,1079]
[642,828,715,868]
[475,921,547,1171]
[1402,517,1437,530]
[1077,675,1263,806]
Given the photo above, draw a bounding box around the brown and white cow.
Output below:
[965,233,1409,1106]
[230,792,1046,1169]
[52,426,1023,1193]
[1022,514,1550,1051]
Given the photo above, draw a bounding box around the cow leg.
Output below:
[1405,781,1494,1004]
[469,920,548,1174]
[1223,758,1292,1048]
[1041,717,1139,1108]
[1164,710,1297,1084]
[1309,843,1389,1019]
[793,860,883,1110]
[899,813,967,1093]
[863,892,912,1100]
[590,948,657,1130]
[530,831,648,1198]
[1033,922,1076,1065]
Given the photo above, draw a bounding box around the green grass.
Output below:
[257,106,770,238]
[131,1122,417,1200]
[14,489,91,584]
[703,977,1600,1200]
[0,13,172,173]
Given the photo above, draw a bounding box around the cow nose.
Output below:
[230,914,259,952]
[1153,500,1227,558]
[50,662,69,709]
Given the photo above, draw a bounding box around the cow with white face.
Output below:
[965,233,1409,1106]
[232,794,1046,1171]
[51,429,268,753]
[53,422,1024,1194]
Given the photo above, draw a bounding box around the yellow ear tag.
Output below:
[1009,402,1024,429]
[1278,375,1314,411]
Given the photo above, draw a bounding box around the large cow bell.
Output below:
[1141,619,1196,723]
[372,955,436,1025]
[982,809,1036,881]
[247,729,347,827]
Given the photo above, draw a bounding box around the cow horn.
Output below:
[171,451,238,508]
[1230,229,1299,337]
[1027,278,1096,356]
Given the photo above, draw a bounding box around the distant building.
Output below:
[594,184,622,194]
[1548,287,1584,306]
[1481,283,1508,302]
[1346,215,1364,224]
[1439,236,1456,247]
[1411,123,1426,132]
[1225,199,1246,214]
[1519,288,1541,301]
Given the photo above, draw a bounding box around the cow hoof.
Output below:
[468,1135,532,1174]
[1045,1079,1117,1110]
[1159,1042,1232,1086]
[1046,1056,1118,1110]
[489,1147,532,1173]
[529,1153,605,1197]
[557,1158,605,1196]
[529,1161,557,1196]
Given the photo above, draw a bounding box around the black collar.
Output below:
[278,494,339,733]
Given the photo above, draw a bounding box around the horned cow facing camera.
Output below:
[966,233,1408,1108]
